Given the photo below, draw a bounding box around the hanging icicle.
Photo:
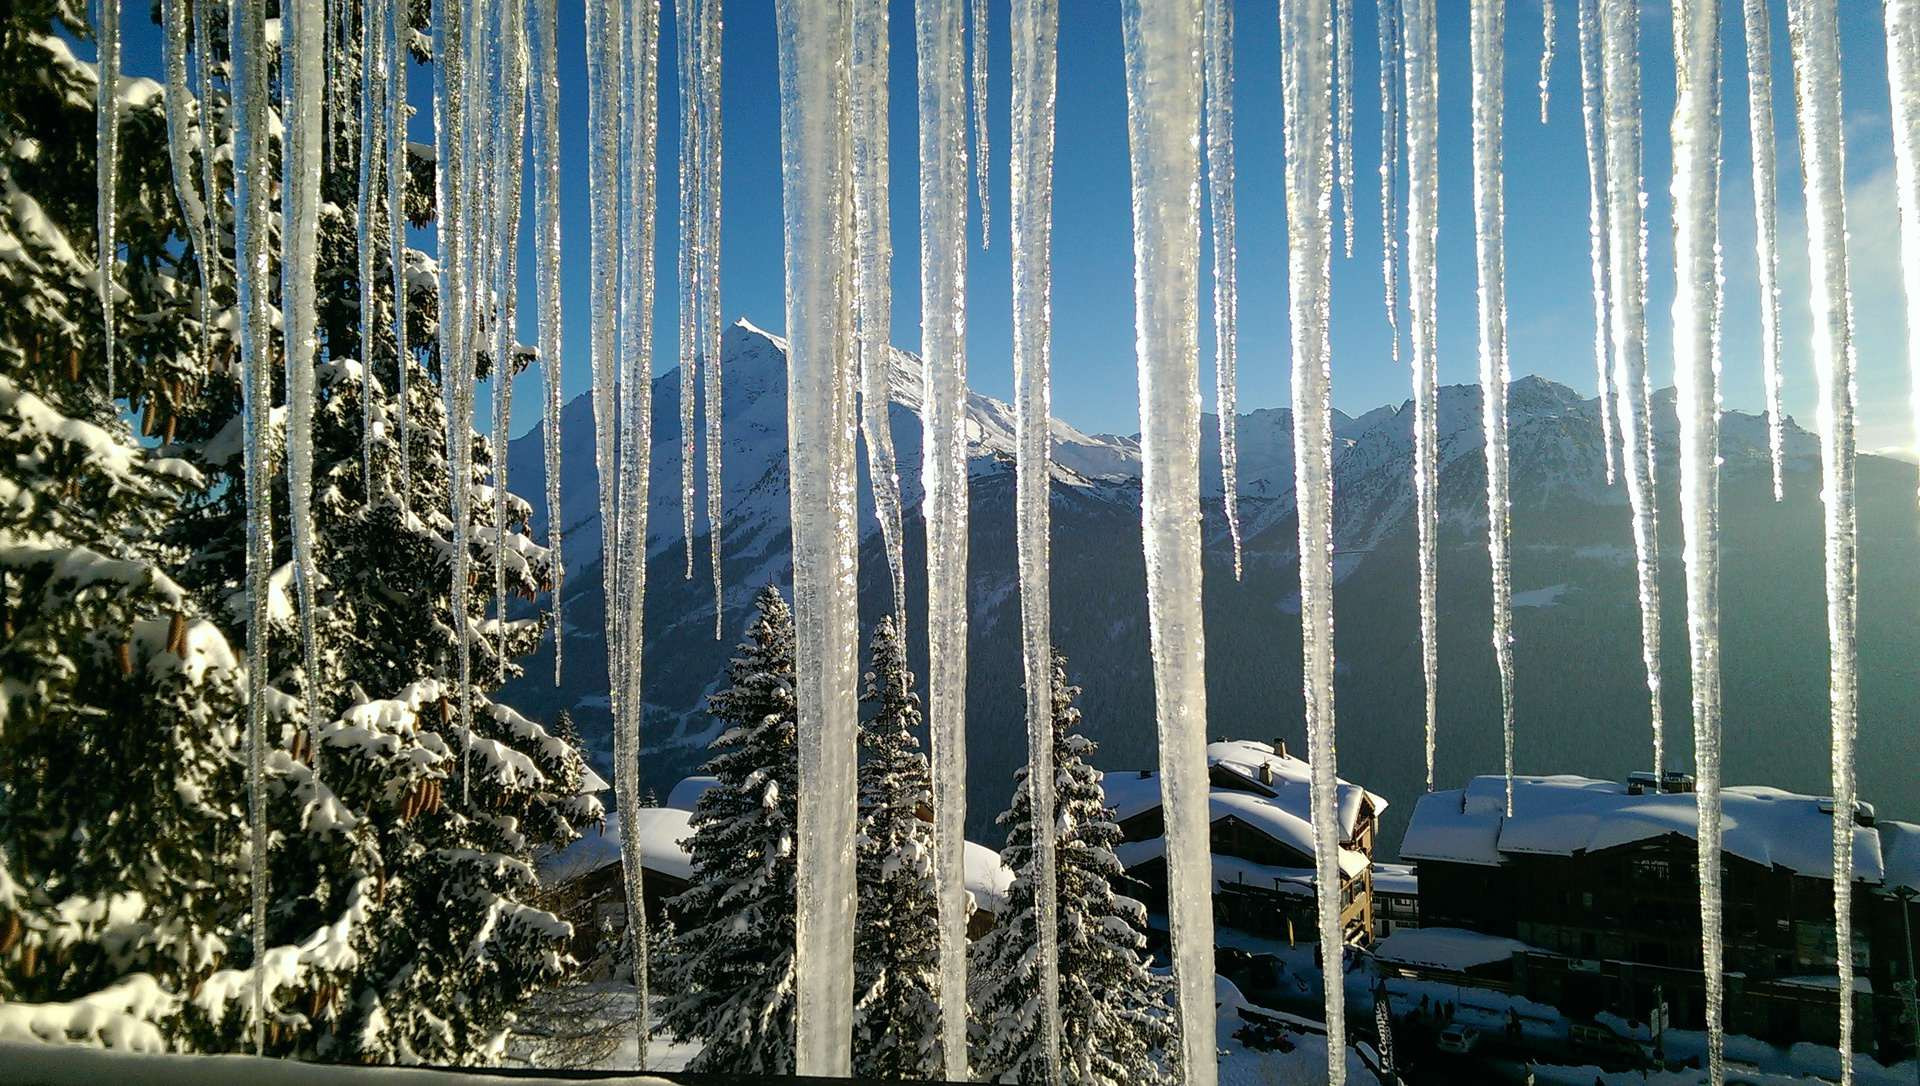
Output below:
[1886,0,1920,510]
[1784,1,1860,1077]
[533,0,566,681]
[853,0,909,627]
[1010,0,1063,1078]
[1278,0,1346,1076]
[96,0,121,398]
[584,0,622,699]
[1337,4,1361,256]
[391,0,413,495]
[677,0,699,581]
[1378,0,1402,362]
[1577,0,1617,485]
[228,0,273,1053]
[917,0,973,1074]
[160,0,211,380]
[699,0,726,636]
[360,0,390,494]
[1120,0,1217,1082]
[285,0,327,787]
[971,0,990,247]
[491,0,530,686]
[1540,0,1556,123]
[1469,0,1515,812]
[1746,0,1785,502]
[193,0,219,308]
[775,0,860,1074]
[1404,0,1441,793]
[1670,0,1726,1078]
[1598,0,1665,774]
[1204,0,1242,579]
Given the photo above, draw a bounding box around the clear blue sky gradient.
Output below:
[112,1,1916,453]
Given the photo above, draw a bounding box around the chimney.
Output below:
[1272,737,1289,760]
[1660,771,1696,795]
[1138,769,1152,779]
[1258,762,1275,787]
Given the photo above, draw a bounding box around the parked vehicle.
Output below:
[1436,1024,1480,1055]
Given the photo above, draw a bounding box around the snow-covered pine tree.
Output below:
[654,585,799,1074]
[851,615,943,1079]
[969,649,1178,1086]
[0,0,602,1063]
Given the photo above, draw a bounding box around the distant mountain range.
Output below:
[504,319,1920,857]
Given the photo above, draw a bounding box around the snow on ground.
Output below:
[1511,582,1570,608]
[1215,975,1382,1085]
[0,1040,676,1084]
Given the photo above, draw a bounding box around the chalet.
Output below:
[1398,773,1920,1063]
[1371,863,1419,941]
[1101,739,1388,947]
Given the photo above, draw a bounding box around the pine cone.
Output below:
[0,911,22,954]
[116,641,133,677]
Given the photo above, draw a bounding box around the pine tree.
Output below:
[0,0,601,1062]
[654,585,800,1074]
[969,650,1178,1085]
[851,615,943,1079]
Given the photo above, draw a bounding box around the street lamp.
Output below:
[1896,886,1919,1085]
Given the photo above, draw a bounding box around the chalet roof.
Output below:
[665,774,720,811]
[1399,774,1887,886]
[1881,821,1920,896]
[1371,862,1418,897]
[1114,839,1360,894]
[1099,739,1385,842]
[1374,926,1533,972]
[1112,792,1370,880]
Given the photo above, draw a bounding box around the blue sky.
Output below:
[114,1,1916,453]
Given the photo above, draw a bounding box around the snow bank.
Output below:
[0,1040,676,1084]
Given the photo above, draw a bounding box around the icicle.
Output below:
[1599,0,1664,773]
[391,0,412,495]
[1010,0,1062,1078]
[228,0,273,1053]
[533,0,566,680]
[1404,0,1441,792]
[971,0,990,248]
[1336,0,1354,258]
[1887,1,1920,511]
[1120,1,1217,1083]
[1378,0,1402,363]
[96,0,121,399]
[1670,0,1726,1077]
[677,0,698,581]
[699,0,726,636]
[584,0,622,692]
[492,0,529,687]
[1784,2,1860,1077]
[853,0,908,627]
[1277,0,1345,1076]
[1747,0,1785,501]
[915,0,973,1074]
[285,0,327,787]
[1204,0,1242,579]
[360,0,390,495]
[434,0,474,812]
[1540,0,1556,123]
[1469,0,1515,812]
[1577,0,1617,485]
[775,0,860,1073]
[161,0,211,382]
[193,0,219,302]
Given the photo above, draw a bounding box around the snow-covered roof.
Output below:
[1372,862,1417,897]
[1099,739,1384,843]
[665,775,719,811]
[1374,926,1535,972]
[965,841,1015,915]
[1400,775,1888,885]
[1115,819,1369,882]
[1880,821,1920,896]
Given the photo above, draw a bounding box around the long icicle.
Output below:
[677,0,698,580]
[1540,0,1556,123]
[971,0,990,247]
[1336,0,1354,258]
[1278,0,1346,1076]
[432,0,470,808]
[699,0,726,635]
[160,0,211,380]
[775,0,860,1073]
[1010,0,1062,1078]
[1599,0,1664,773]
[1404,0,1441,792]
[917,0,972,1073]
[585,0,622,709]
[1747,0,1785,501]
[1120,0,1217,1082]
[228,0,273,1052]
[492,0,530,686]
[95,0,121,400]
[285,0,327,787]
[1892,0,1920,516]
[1671,0,1727,1077]
[391,0,413,495]
[193,0,220,317]
[1784,1,1860,1076]
[1469,0,1515,812]
[533,0,566,680]
[1379,0,1402,362]
[360,0,390,494]
[1204,0,1242,579]
[853,0,909,627]
[1577,0,1617,485]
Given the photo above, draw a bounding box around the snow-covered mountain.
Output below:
[504,319,1919,855]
